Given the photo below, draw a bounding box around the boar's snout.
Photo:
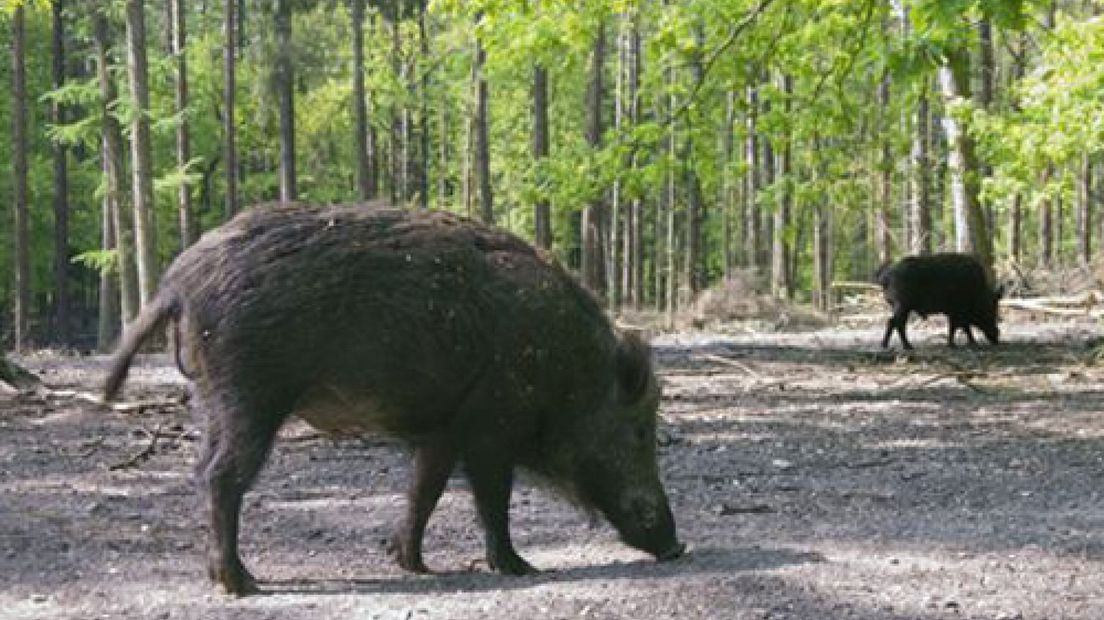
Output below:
[612,489,683,562]
[655,540,687,561]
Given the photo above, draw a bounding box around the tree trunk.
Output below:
[238,0,246,49]
[909,85,932,255]
[1009,194,1023,263]
[1055,192,1065,266]
[171,0,194,250]
[417,6,430,209]
[684,23,706,299]
[276,0,297,202]
[938,48,993,277]
[352,0,372,200]
[761,126,775,281]
[812,189,832,311]
[609,20,625,309]
[11,5,31,350]
[1037,3,1057,268]
[626,17,643,308]
[722,90,737,279]
[666,145,678,320]
[389,5,403,203]
[474,15,493,224]
[977,17,996,241]
[1078,154,1093,264]
[977,19,995,110]
[93,7,139,327]
[532,62,551,248]
[665,60,678,320]
[875,72,893,265]
[51,0,71,345]
[812,212,825,310]
[744,80,761,270]
[581,20,608,301]
[97,186,120,352]
[462,49,475,219]
[771,73,794,299]
[437,101,449,208]
[223,0,239,218]
[1039,168,1054,266]
[125,0,160,307]
[654,180,666,311]
[1007,30,1028,263]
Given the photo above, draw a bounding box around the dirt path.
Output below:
[2,318,1102,619]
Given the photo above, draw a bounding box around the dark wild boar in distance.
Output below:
[876,252,1003,350]
[104,202,684,595]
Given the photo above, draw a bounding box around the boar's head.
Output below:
[556,332,684,562]
[978,284,1003,344]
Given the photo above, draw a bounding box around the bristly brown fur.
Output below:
[101,202,680,593]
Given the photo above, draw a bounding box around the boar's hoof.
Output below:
[488,550,538,576]
[387,534,431,574]
[210,559,260,596]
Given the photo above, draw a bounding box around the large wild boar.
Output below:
[876,252,1003,350]
[104,203,684,595]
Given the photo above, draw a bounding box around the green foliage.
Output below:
[2,0,1100,343]
[71,249,117,276]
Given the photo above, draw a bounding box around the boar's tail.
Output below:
[103,290,181,401]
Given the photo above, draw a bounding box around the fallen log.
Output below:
[1001,291,1104,317]
[1,355,41,393]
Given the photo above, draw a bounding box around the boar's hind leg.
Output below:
[464,453,538,576]
[390,436,458,573]
[195,394,285,595]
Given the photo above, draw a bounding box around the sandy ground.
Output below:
[2,315,1103,620]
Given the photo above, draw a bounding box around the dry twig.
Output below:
[108,422,185,471]
[698,353,762,378]
[42,388,181,414]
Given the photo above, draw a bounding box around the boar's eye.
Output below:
[633,425,650,445]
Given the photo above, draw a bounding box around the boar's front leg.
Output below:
[962,323,979,347]
[947,318,959,347]
[390,436,457,573]
[464,452,538,576]
[884,305,912,350]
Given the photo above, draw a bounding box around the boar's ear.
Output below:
[616,332,653,406]
[994,284,1005,300]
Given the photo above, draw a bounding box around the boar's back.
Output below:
[880,253,991,316]
[165,203,615,438]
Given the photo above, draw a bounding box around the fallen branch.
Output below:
[1,355,41,392]
[955,374,996,395]
[696,353,762,378]
[890,370,984,391]
[1001,291,1104,317]
[658,370,760,380]
[844,458,895,469]
[830,281,883,293]
[40,388,182,414]
[108,422,185,471]
[78,436,106,458]
[744,378,788,393]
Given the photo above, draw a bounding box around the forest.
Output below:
[1,0,1102,350]
[6,2,1104,617]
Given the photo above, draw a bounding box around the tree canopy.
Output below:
[2,0,1101,349]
